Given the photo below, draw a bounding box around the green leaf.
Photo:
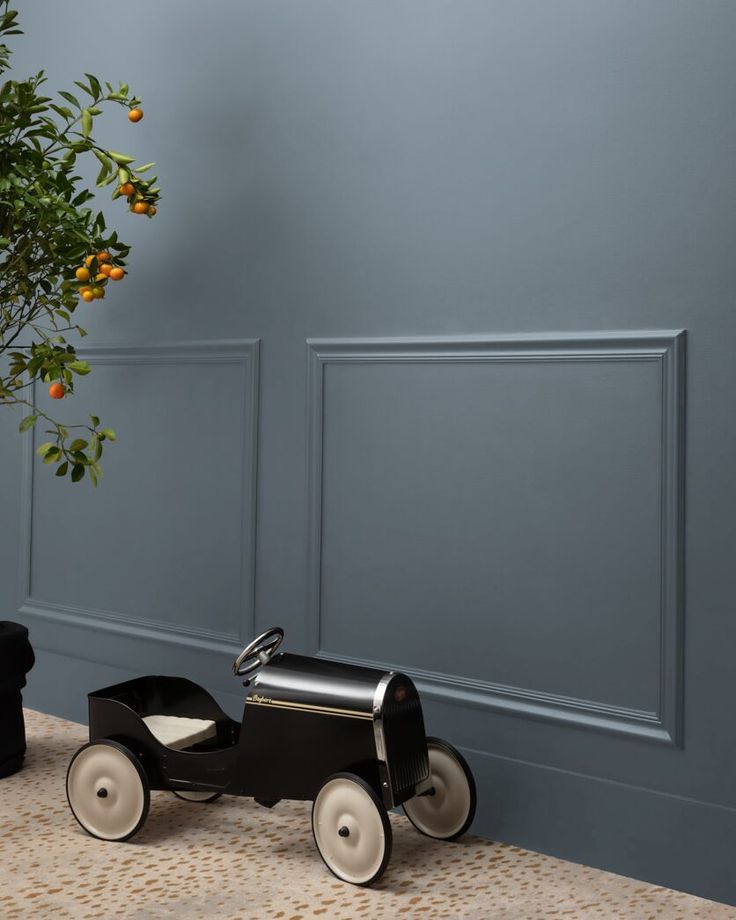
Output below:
[135,162,155,173]
[71,463,85,482]
[36,442,55,456]
[99,428,116,441]
[89,415,100,427]
[55,461,69,477]
[59,90,80,108]
[81,108,92,137]
[43,446,62,464]
[107,150,135,165]
[69,438,88,452]
[74,80,96,100]
[49,103,73,119]
[68,360,91,375]
[18,414,37,432]
[84,73,101,98]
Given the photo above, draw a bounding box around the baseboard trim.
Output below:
[463,744,736,908]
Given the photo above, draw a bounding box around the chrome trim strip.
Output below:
[245,698,373,720]
[372,672,394,772]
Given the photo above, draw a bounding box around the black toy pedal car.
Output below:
[66,627,476,886]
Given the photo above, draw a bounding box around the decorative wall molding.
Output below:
[19,340,260,658]
[306,331,686,745]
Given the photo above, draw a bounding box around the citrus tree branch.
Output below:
[0,0,161,484]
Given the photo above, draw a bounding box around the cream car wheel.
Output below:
[312,773,392,886]
[172,790,222,803]
[403,737,476,840]
[66,741,149,842]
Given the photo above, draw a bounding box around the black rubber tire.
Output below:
[402,737,477,841]
[311,772,392,887]
[66,740,150,842]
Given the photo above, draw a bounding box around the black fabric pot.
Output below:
[0,622,35,778]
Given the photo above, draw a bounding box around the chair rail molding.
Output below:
[18,340,260,660]
[306,331,686,745]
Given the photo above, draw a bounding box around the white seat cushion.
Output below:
[143,715,217,751]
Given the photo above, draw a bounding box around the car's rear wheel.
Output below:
[311,772,392,886]
[66,740,150,841]
[402,737,476,840]
[172,789,222,803]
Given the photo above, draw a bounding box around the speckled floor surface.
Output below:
[1,710,734,920]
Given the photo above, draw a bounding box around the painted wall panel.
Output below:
[308,335,684,743]
[20,343,259,648]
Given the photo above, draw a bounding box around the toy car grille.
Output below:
[381,677,430,796]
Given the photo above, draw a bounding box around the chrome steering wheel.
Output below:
[232,626,284,677]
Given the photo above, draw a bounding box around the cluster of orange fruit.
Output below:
[49,109,150,400]
[74,251,124,302]
[118,180,157,217]
[121,108,157,216]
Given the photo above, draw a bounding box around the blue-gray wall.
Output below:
[3,0,736,905]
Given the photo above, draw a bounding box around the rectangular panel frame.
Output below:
[18,340,260,662]
[306,332,686,745]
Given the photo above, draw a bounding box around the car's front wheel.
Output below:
[66,740,150,842]
[402,737,476,840]
[311,773,392,886]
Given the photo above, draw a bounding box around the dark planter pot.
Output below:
[0,622,35,778]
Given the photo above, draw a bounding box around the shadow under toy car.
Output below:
[66,627,476,885]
